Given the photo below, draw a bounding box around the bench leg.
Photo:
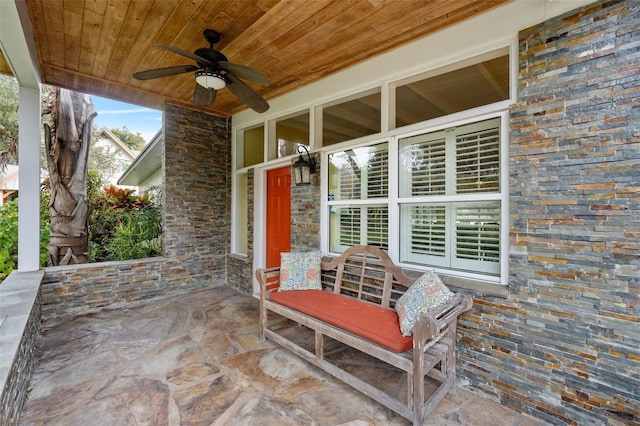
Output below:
[446,325,457,395]
[315,330,324,359]
[412,339,425,425]
[259,300,267,341]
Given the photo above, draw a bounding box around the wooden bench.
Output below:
[256,245,473,425]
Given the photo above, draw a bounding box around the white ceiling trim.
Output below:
[1,0,40,88]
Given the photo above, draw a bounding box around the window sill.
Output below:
[229,253,250,262]
[438,274,508,298]
[402,268,508,298]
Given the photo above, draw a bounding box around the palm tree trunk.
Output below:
[44,88,96,265]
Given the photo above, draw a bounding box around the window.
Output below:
[271,111,310,160]
[328,142,389,252]
[397,119,501,274]
[328,118,503,277]
[394,50,509,128]
[233,172,249,255]
[237,125,264,168]
[232,47,511,278]
[322,89,381,146]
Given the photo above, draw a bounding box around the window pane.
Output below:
[395,54,509,128]
[456,124,500,193]
[242,126,263,168]
[328,142,388,201]
[455,202,500,274]
[399,132,446,197]
[323,90,381,146]
[234,173,248,255]
[367,206,388,249]
[329,205,388,252]
[330,206,361,252]
[275,112,309,159]
[400,204,447,266]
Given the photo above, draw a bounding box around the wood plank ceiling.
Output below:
[22,0,509,116]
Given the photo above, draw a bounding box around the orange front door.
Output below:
[266,167,291,267]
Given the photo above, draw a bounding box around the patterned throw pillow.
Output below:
[279,251,322,291]
[395,271,455,336]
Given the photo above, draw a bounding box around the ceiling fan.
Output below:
[133,29,269,113]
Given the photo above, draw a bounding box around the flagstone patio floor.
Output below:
[20,286,546,425]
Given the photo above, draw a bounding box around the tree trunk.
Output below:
[44,88,96,265]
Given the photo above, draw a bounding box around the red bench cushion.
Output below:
[269,290,413,353]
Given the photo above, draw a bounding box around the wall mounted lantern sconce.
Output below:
[293,145,317,185]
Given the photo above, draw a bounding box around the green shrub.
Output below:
[103,206,162,260]
[0,189,51,280]
[0,200,19,279]
[89,184,163,262]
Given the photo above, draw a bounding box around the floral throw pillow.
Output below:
[395,271,455,336]
[279,251,322,291]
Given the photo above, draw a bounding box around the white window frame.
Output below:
[232,42,516,290]
[324,110,508,284]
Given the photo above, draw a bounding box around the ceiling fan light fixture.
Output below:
[195,70,226,90]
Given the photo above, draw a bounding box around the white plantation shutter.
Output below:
[330,151,361,200]
[456,125,500,193]
[367,147,388,198]
[329,143,389,252]
[400,204,448,267]
[366,206,388,249]
[331,205,388,251]
[338,207,361,247]
[398,118,502,275]
[399,134,446,197]
[329,143,388,200]
[454,202,500,273]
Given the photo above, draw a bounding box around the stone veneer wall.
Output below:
[291,155,321,252]
[457,1,639,424]
[0,272,42,425]
[41,103,232,320]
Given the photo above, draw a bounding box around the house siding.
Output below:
[458,1,639,424]
[41,103,232,320]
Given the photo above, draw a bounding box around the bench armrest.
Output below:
[256,266,281,295]
[413,293,473,346]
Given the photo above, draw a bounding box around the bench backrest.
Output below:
[321,245,414,310]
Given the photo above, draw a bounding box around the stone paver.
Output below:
[20,286,546,425]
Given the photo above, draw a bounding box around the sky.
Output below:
[90,96,162,144]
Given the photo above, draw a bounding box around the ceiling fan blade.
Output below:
[219,62,269,86]
[193,82,217,107]
[133,65,199,80]
[155,44,216,67]
[225,73,269,113]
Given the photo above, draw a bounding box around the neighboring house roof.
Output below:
[118,130,162,186]
[0,164,20,205]
[96,127,139,160]
[0,164,20,190]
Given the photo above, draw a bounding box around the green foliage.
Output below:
[0,188,51,280]
[103,206,162,261]
[110,126,146,150]
[0,200,19,279]
[89,185,163,262]
[86,169,103,201]
[40,187,51,267]
[0,74,19,167]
